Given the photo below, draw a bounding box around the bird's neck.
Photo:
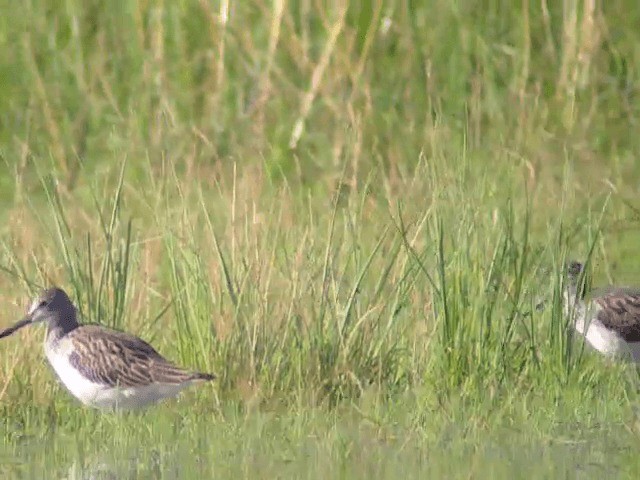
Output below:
[46,307,80,344]
[563,283,588,331]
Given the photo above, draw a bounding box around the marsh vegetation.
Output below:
[1,1,640,478]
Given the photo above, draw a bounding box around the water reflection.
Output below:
[65,459,120,480]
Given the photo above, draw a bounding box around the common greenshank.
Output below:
[565,261,640,362]
[0,288,215,409]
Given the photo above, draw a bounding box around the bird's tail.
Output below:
[192,372,216,381]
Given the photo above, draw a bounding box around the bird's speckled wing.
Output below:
[592,288,640,342]
[66,325,210,387]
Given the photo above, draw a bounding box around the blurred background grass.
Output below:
[1,1,639,250]
[1,1,639,188]
[1,1,640,477]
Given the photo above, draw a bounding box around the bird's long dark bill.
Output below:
[0,317,32,339]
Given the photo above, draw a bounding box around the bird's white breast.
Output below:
[45,340,108,407]
[569,300,640,361]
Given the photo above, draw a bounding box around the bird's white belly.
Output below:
[574,312,640,362]
[45,348,191,409]
[582,319,626,356]
[46,349,110,407]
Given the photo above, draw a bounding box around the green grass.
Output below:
[1,0,640,478]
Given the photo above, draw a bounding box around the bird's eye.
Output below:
[38,300,48,308]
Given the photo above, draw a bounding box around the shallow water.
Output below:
[0,403,637,479]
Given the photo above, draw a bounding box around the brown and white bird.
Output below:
[564,261,640,362]
[0,288,215,410]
